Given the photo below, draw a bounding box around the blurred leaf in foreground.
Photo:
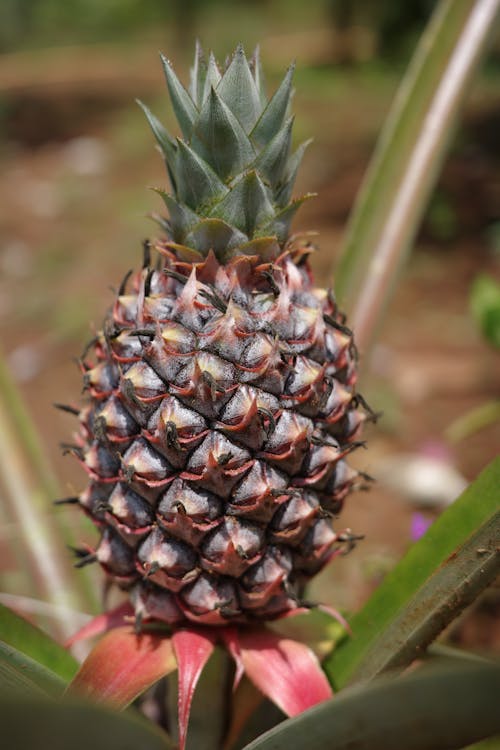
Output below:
[0,694,172,750]
[0,602,78,682]
[242,661,500,750]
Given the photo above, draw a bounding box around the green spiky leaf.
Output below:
[211,171,274,236]
[202,52,222,105]
[251,63,295,147]
[276,139,313,207]
[217,44,263,131]
[192,87,255,180]
[261,194,315,243]
[153,189,200,242]
[141,46,311,255]
[137,100,178,191]
[253,116,293,187]
[342,509,499,685]
[160,54,199,140]
[189,41,206,108]
[174,139,228,210]
[184,218,248,258]
[137,100,176,161]
[251,45,267,109]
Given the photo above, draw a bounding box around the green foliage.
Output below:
[336,509,498,684]
[470,274,500,348]
[334,0,497,351]
[0,603,78,683]
[142,45,310,259]
[0,694,173,750]
[0,0,201,50]
[326,457,500,688]
[242,662,500,750]
[1,4,499,748]
[0,641,66,697]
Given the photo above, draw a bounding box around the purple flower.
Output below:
[411,513,432,541]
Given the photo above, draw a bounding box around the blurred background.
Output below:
[0,0,499,649]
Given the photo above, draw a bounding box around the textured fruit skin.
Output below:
[68,45,370,627]
[75,244,366,625]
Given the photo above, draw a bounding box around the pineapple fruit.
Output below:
[67,44,369,627]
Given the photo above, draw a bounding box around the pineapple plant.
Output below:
[3,10,500,750]
[63,44,372,629]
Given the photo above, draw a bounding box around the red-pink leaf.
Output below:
[220,626,245,690]
[65,602,134,648]
[236,626,333,717]
[70,626,176,707]
[172,628,216,750]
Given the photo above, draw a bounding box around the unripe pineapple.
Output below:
[67,44,371,627]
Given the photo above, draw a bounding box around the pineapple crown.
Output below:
[139,43,313,261]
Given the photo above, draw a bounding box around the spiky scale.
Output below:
[66,45,367,628]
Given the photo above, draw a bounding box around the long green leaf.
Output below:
[0,655,46,697]
[325,457,500,688]
[0,355,96,638]
[0,641,65,697]
[0,695,173,750]
[242,662,500,750]
[346,511,499,684]
[0,603,78,682]
[334,0,499,352]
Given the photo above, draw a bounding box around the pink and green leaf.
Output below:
[65,601,134,647]
[235,626,333,717]
[70,626,176,706]
[171,628,216,750]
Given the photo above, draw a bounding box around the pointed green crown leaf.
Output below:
[143,44,311,259]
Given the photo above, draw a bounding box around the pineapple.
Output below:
[67,44,370,627]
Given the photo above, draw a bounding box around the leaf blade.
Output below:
[70,626,176,707]
[0,640,66,696]
[65,602,133,648]
[160,53,198,140]
[217,44,262,131]
[242,662,500,750]
[334,0,499,352]
[171,628,216,750]
[348,509,499,684]
[325,457,500,688]
[1,695,174,750]
[236,626,332,717]
[0,603,78,682]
